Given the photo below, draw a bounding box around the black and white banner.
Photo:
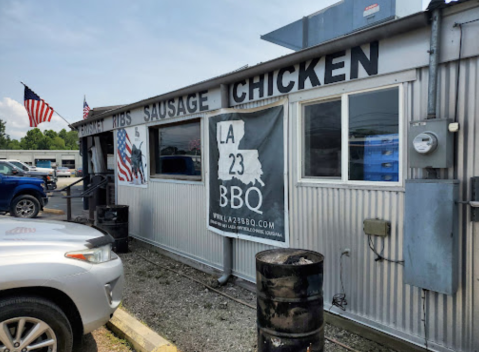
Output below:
[207,102,287,245]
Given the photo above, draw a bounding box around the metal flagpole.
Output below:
[20,82,76,130]
[53,110,76,131]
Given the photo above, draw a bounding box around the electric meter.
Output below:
[409,119,453,168]
[412,132,438,154]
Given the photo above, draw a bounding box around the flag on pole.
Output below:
[23,85,54,127]
[83,96,91,120]
[117,129,133,182]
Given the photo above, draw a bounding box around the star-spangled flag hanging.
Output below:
[83,96,91,120]
[117,129,133,182]
[23,85,54,127]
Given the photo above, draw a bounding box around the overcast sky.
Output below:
[0,0,431,139]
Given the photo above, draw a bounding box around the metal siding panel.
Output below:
[118,183,223,271]
[286,59,477,352]
[118,57,478,351]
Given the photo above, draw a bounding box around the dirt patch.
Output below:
[119,240,397,352]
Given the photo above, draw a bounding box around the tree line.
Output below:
[0,119,79,150]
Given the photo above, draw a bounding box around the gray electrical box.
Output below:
[363,219,390,237]
[404,179,459,295]
[408,119,454,168]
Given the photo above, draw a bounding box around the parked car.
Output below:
[0,218,124,352]
[0,161,57,190]
[4,159,57,182]
[0,168,48,218]
[57,166,72,177]
[76,167,83,177]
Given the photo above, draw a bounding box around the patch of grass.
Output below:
[104,329,133,350]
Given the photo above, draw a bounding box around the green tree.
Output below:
[1,123,79,150]
[58,129,67,140]
[43,129,58,140]
[7,139,22,150]
[64,130,79,150]
[38,136,54,150]
[0,119,11,149]
[49,136,66,150]
[20,128,44,150]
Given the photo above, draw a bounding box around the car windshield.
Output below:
[10,161,30,171]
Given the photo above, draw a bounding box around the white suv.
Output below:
[0,218,124,352]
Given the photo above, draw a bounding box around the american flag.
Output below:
[83,96,91,120]
[117,129,132,182]
[23,85,54,127]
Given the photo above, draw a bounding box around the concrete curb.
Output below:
[42,208,65,215]
[107,308,178,352]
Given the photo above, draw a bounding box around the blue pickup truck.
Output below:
[0,169,49,218]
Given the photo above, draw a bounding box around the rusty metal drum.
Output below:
[256,248,324,352]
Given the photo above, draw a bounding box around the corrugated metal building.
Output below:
[73,2,479,351]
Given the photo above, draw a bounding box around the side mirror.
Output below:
[12,169,18,175]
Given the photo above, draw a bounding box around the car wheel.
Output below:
[10,195,40,218]
[0,296,73,352]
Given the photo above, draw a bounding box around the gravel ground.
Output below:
[120,240,397,352]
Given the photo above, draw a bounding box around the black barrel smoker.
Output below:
[256,248,325,352]
[96,205,129,253]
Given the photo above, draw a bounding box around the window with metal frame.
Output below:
[149,119,202,181]
[301,86,400,183]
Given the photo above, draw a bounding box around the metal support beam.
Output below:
[302,16,309,49]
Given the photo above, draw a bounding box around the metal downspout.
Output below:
[427,8,442,119]
[218,83,233,286]
[425,8,442,179]
[218,236,233,285]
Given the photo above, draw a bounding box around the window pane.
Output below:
[349,87,399,182]
[304,100,341,177]
[157,122,201,176]
[0,163,13,174]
